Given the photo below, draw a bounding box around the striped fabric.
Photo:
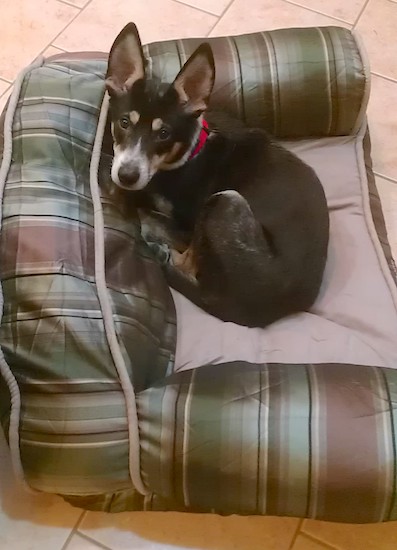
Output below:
[0,58,176,495]
[136,363,397,523]
[145,26,368,137]
[2,27,396,523]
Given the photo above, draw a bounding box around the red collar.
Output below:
[189,119,209,160]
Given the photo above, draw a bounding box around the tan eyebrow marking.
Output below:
[129,111,140,125]
[152,118,163,132]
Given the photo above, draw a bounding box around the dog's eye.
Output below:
[158,127,171,141]
[119,116,130,129]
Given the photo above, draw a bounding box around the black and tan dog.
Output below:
[105,23,329,328]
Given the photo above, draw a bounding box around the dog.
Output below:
[105,23,330,328]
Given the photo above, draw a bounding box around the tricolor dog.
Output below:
[105,23,330,328]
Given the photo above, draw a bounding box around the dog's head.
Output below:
[106,23,215,191]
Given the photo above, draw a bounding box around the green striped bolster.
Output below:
[138,363,312,516]
[0,55,176,496]
[138,363,397,522]
[146,26,368,138]
[19,389,132,494]
[380,368,397,521]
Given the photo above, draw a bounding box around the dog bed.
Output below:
[1,26,397,524]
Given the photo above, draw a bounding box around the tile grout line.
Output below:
[374,171,397,185]
[210,0,357,36]
[1,1,87,81]
[56,0,84,8]
[352,0,371,28]
[38,0,94,57]
[287,518,304,550]
[73,530,114,550]
[48,44,68,53]
[298,530,342,550]
[172,0,223,18]
[206,0,234,36]
[1,46,66,93]
[371,71,397,85]
[282,0,353,25]
[0,83,12,100]
[60,510,87,550]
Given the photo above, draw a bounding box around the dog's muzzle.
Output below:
[111,139,152,191]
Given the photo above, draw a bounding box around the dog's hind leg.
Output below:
[192,190,275,305]
[164,190,277,325]
[196,190,271,260]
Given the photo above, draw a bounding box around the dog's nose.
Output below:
[118,166,140,187]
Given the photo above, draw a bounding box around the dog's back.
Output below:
[163,122,329,326]
[105,23,329,328]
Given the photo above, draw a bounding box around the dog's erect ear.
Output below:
[173,43,215,115]
[106,22,145,96]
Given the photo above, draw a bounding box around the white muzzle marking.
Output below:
[111,138,154,191]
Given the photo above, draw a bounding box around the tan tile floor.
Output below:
[1,0,397,548]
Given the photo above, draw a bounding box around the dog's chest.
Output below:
[148,178,207,233]
[145,137,237,230]
[151,193,174,217]
[139,192,191,252]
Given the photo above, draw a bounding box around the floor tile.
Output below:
[43,45,67,58]
[285,0,365,23]
[0,83,12,115]
[0,80,9,97]
[174,0,231,16]
[303,519,397,550]
[80,511,299,550]
[367,74,397,182]
[210,0,350,37]
[54,0,216,53]
[376,176,397,255]
[0,430,82,550]
[58,0,91,7]
[0,0,78,81]
[292,534,333,550]
[355,0,397,80]
[67,533,105,549]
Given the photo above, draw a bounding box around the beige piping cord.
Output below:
[0,57,45,494]
[89,90,149,496]
[352,30,371,136]
[355,118,397,313]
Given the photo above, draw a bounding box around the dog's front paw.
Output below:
[144,241,172,266]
